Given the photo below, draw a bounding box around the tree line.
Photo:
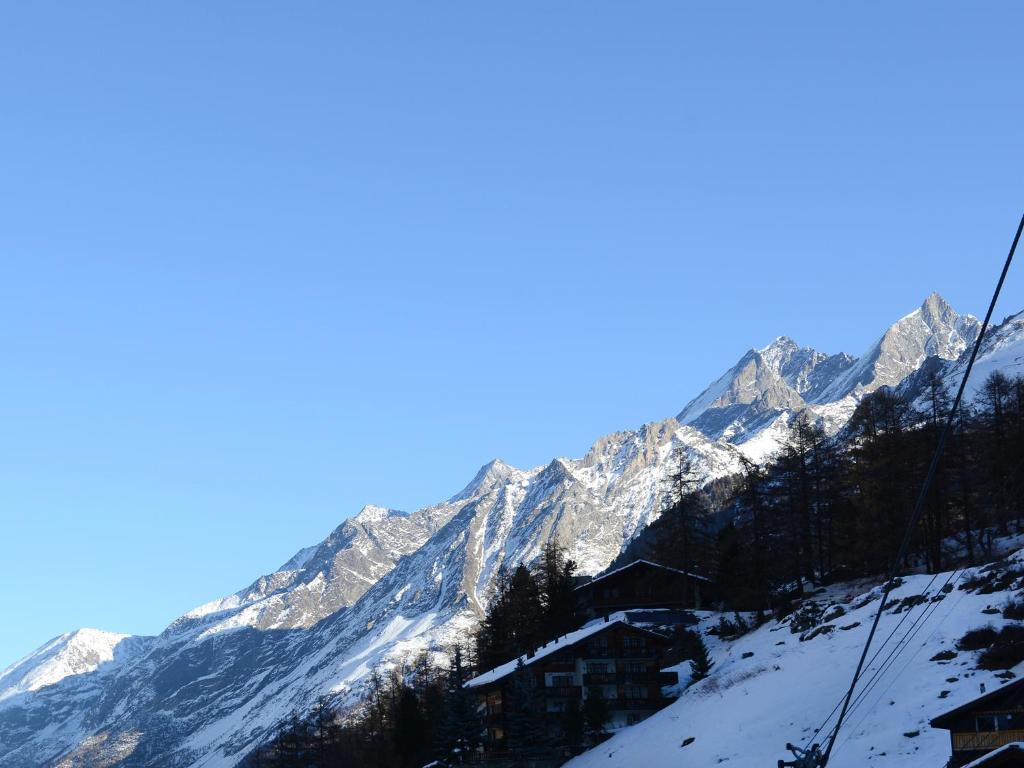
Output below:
[713,370,1024,616]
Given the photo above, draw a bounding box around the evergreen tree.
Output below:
[394,684,426,768]
[582,688,610,742]
[688,634,713,682]
[535,541,579,639]
[505,660,547,763]
[439,645,480,763]
[562,700,585,753]
[474,563,544,670]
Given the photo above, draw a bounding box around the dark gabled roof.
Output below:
[574,559,711,591]
[464,613,670,689]
[930,676,1024,729]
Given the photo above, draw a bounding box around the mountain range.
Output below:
[2,292,1022,768]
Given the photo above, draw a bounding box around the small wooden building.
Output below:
[574,559,712,618]
[465,617,677,755]
[930,678,1024,767]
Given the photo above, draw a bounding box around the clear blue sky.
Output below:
[2,2,1022,670]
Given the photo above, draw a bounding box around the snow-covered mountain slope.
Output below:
[0,629,151,703]
[677,293,982,457]
[0,422,743,768]
[943,309,1024,399]
[676,336,855,441]
[174,501,461,636]
[567,549,1024,768]
[2,293,1020,768]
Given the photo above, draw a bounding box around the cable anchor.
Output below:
[778,742,825,768]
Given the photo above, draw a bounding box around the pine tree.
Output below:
[562,700,585,753]
[474,563,544,670]
[535,541,579,639]
[689,634,713,683]
[505,660,547,762]
[393,684,425,768]
[439,645,480,763]
[582,687,610,742]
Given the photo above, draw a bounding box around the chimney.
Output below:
[981,683,987,694]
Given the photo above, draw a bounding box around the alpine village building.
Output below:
[464,560,706,764]
[931,677,1024,767]
[573,559,713,618]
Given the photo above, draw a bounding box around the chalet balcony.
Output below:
[582,671,676,685]
[953,729,1024,751]
[608,699,662,711]
[582,648,659,659]
[543,685,582,699]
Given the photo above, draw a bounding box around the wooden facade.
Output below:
[467,619,676,756]
[931,678,1024,767]
[574,559,712,618]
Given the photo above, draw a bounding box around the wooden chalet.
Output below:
[464,616,677,755]
[574,559,712,618]
[931,678,1024,767]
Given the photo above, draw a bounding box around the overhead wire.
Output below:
[817,211,1024,766]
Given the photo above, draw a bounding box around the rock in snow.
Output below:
[1,293,1021,768]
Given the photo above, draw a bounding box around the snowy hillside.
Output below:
[567,548,1024,768]
[2,293,1022,768]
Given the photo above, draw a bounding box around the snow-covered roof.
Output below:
[464,613,667,689]
[574,559,711,590]
[931,672,1024,728]
[961,742,1024,768]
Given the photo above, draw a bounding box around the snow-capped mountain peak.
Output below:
[813,293,980,403]
[450,458,527,502]
[677,294,982,456]
[0,629,142,703]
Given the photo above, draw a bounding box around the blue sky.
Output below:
[1,3,1022,670]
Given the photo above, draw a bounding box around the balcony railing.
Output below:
[953,729,1024,751]
[608,699,661,711]
[543,685,582,699]
[582,648,659,659]
[582,672,674,685]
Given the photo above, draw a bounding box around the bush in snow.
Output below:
[978,625,1024,670]
[789,602,825,634]
[957,625,999,651]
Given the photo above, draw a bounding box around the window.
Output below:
[547,701,568,713]
[976,715,998,732]
[623,636,647,651]
[587,662,610,674]
[997,714,1017,731]
[601,685,618,699]
[623,662,646,673]
[624,685,648,700]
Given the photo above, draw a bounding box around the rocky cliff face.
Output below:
[2,294,1019,768]
[677,293,981,457]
